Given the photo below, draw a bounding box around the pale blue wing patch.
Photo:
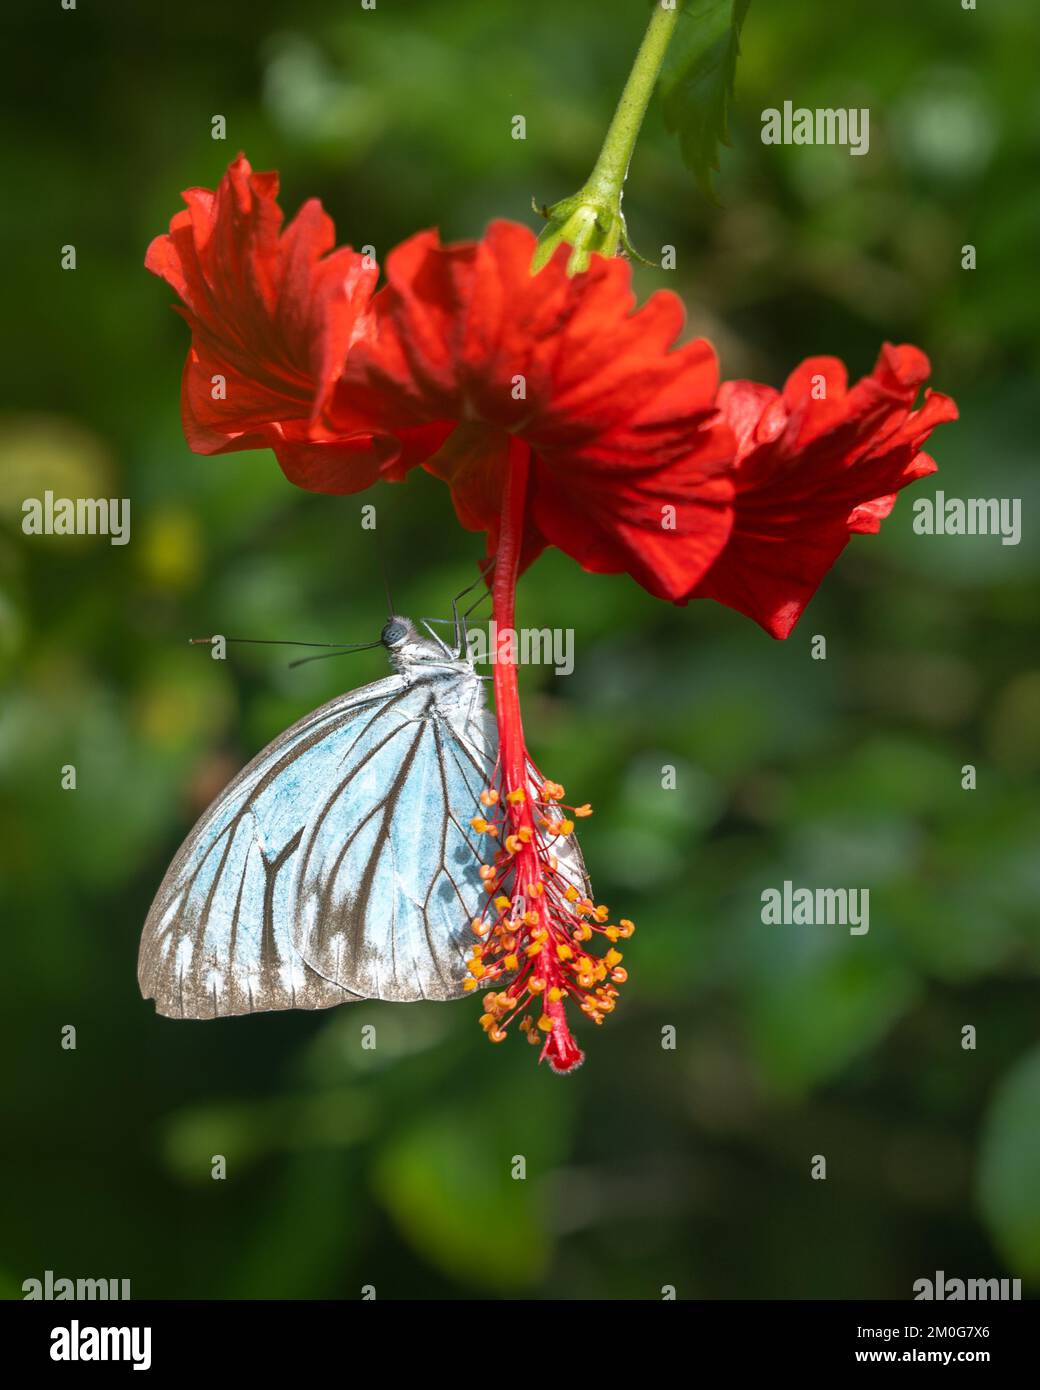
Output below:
[138,676,408,1019]
[292,686,496,1002]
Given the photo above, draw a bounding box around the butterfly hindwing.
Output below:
[291,695,496,1001]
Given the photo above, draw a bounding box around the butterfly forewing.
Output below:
[138,643,501,1018]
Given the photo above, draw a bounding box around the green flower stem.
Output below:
[533,0,684,274]
[585,0,684,217]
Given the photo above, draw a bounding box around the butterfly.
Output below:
[138,613,502,1019]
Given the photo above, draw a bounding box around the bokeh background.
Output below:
[2,0,1038,1299]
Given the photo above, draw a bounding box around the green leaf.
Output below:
[978,1045,1040,1280]
[658,0,751,198]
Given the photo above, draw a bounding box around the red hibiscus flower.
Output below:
[148,158,736,600]
[145,154,387,490]
[690,346,958,637]
[321,219,737,600]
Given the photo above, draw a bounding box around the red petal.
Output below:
[691,347,957,635]
[147,153,377,460]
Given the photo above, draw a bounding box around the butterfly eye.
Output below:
[381,619,409,647]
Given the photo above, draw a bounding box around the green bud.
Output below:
[530,187,628,277]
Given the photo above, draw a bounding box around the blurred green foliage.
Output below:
[1,0,1038,1299]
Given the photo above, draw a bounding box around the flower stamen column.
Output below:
[464,441,634,1071]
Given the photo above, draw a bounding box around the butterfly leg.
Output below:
[420,557,497,657]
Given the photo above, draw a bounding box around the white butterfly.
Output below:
[138,616,500,1019]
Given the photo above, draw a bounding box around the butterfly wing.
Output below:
[138,675,412,1019]
[291,683,496,1002]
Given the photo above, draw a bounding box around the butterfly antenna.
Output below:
[190,636,382,652]
[377,542,396,618]
[190,635,384,669]
[287,645,381,669]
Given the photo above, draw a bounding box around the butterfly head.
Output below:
[381,616,413,650]
[381,615,472,679]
